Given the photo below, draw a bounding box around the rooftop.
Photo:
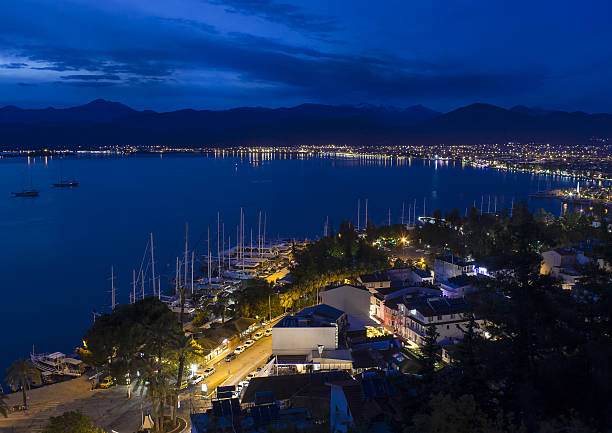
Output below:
[297,303,345,322]
[359,271,390,283]
[444,274,477,288]
[435,254,474,267]
[404,296,469,317]
[242,371,351,404]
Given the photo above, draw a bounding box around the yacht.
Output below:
[30,351,84,377]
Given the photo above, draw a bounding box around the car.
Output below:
[243,339,255,348]
[190,374,204,385]
[203,367,216,378]
[263,328,272,337]
[234,345,245,355]
[99,376,114,389]
[246,371,257,380]
[225,353,237,362]
[238,380,250,390]
[252,332,263,340]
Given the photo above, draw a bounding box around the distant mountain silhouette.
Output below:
[0,100,609,148]
[0,99,136,124]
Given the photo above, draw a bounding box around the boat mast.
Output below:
[258,211,261,257]
[217,211,221,278]
[150,232,156,298]
[184,222,189,287]
[111,266,116,310]
[263,212,267,251]
[365,199,368,228]
[191,251,194,295]
[208,227,211,284]
[132,269,136,304]
[357,199,360,231]
[401,202,405,226]
[175,258,179,292]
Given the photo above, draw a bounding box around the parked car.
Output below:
[246,371,257,380]
[225,353,237,362]
[252,332,263,340]
[244,339,255,348]
[263,328,272,337]
[234,345,245,355]
[99,376,114,389]
[203,367,216,378]
[190,374,204,385]
[238,380,250,390]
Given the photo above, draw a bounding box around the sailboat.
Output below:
[53,161,79,187]
[12,173,39,197]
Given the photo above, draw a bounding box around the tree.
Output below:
[79,297,182,378]
[133,359,172,433]
[410,393,523,433]
[168,334,198,425]
[43,411,105,433]
[0,391,8,418]
[420,325,439,383]
[5,359,41,408]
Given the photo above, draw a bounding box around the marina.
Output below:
[0,152,576,386]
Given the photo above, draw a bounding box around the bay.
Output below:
[0,152,574,379]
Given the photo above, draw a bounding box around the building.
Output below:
[359,267,433,289]
[439,274,479,297]
[320,284,372,324]
[433,254,475,282]
[371,285,441,325]
[358,272,391,290]
[411,268,434,284]
[541,246,592,290]
[395,296,475,346]
[272,304,347,356]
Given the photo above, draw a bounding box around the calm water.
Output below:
[0,153,574,378]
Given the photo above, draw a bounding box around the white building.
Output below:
[272,304,346,356]
[320,284,372,324]
[433,254,475,282]
[395,296,478,346]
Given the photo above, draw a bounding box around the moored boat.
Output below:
[30,351,84,377]
[12,189,39,197]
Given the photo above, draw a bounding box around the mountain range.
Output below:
[0,99,610,148]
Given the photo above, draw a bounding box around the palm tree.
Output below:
[133,359,171,433]
[0,391,8,418]
[167,334,196,425]
[213,292,230,323]
[5,359,41,409]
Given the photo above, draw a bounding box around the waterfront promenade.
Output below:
[0,376,144,433]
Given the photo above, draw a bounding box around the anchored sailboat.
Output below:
[53,161,79,187]
[12,173,39,197]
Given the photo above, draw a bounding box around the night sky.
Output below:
[0,0,611,112]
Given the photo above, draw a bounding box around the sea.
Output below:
[0,151,576,381]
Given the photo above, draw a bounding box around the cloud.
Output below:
[0,0,548,109]
[56,81,119,88]
[60,74,121,81]
[17,82,37,87]
[207,0,338,36]
[0,62,28,69]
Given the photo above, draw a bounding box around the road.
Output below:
[186,334,272,395]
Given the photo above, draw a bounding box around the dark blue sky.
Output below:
[1,0,611,112]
